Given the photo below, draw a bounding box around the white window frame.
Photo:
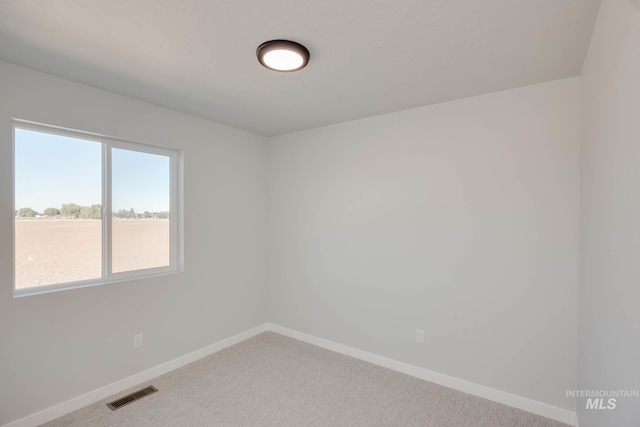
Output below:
[13,120,183,297]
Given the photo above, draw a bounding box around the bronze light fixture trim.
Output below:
[257,40,310,72]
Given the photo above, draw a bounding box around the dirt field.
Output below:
[15,220,170,289]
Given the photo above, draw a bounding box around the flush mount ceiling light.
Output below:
[257,40,310,72]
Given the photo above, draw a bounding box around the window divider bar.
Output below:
[104,142,112,279]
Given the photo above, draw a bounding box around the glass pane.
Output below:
[111,148,171,273]
[14,128,102,289]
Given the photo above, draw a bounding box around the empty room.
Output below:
[0,0,638,426]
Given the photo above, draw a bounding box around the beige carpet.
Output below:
[42,332,570,427]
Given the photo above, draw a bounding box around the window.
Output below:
[13,121,181,296]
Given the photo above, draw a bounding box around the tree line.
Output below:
[16,203,169,219]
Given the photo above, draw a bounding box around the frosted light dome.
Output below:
[257,40,310,72]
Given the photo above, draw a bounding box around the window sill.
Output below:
[13,269,182,298]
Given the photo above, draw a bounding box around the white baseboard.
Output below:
[2,324,269,427]
[5,322,576,427]
[266,323,577,426]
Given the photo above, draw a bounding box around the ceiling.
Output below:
[0,0,601,136]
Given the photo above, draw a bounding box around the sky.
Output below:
[15,128,170,214]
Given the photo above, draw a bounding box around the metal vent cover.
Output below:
[107,386,158,410]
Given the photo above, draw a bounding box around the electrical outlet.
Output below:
[134,333,143,349]
[416,329,425,343]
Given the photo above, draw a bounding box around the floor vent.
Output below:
[107,386,158,411]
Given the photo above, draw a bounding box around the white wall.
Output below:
[0,61,268,425]
[579,1,640,426]
[267,78,580,410]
